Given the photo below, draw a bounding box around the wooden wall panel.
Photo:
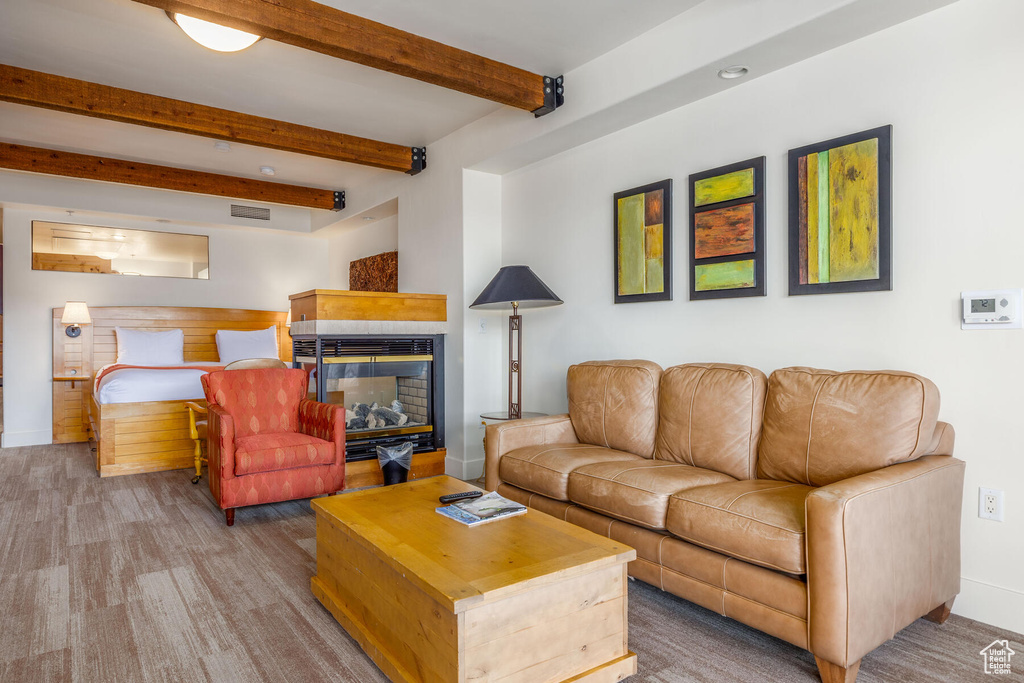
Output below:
[52,315,93,444]
[84,306,290,367]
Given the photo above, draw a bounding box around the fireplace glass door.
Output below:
[322,356,432,439]
[293,334,444,461]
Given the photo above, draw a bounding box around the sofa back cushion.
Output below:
[655,363,767,480]
[567,360,662,458]
[757,367,940,486]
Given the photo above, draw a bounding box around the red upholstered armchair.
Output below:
[201,368,345,526]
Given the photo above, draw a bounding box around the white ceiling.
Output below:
[0,0,700,195]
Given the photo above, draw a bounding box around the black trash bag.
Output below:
[377,442,413,486]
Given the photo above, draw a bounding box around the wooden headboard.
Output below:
[53,305,292,378]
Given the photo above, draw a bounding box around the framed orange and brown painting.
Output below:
[614,179,672,303]
[788,125,892,295]
[689,157,766,300]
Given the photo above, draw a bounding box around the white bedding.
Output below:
[94,364,224,405]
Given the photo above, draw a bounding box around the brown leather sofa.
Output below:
[485,360,964,683]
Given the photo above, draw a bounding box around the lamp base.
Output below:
[65,325,82,338]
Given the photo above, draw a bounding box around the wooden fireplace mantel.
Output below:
[289,289,447,323]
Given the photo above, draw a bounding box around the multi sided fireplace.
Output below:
[292,335,445,461]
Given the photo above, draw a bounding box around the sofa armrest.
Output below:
[207,405,236,506]
[484,414,578,490]
[806,454,966,667]
[298,399,346,465]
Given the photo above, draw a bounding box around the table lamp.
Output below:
[470,266,562,419]
[61,301,92,337]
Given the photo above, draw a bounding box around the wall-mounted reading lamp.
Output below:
[61,301,92,337]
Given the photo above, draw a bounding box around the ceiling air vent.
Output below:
[230,204,271,221]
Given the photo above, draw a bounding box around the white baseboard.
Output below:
[443,456,485,481]
[1,430,53,448]
[444,455,466,479]
[954,577,1024,635]
[462,457,485,481]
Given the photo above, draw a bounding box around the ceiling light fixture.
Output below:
[168,12,262,53]
[259,166,276,176]
[718,65,749,80]
[214,141,232,152]
[362,216,376,221]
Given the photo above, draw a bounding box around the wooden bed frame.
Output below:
[53,306,289,477]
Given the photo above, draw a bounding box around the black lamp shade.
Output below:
[469,266,562,310]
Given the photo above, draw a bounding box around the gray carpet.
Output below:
[0,443,1020,682]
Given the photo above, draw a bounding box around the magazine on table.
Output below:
[435,491,527,527]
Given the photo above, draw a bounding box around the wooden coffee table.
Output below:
[311,475,637,683]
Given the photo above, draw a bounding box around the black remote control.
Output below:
[439,491,483,504]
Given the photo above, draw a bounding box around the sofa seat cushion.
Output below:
[665,480,815,574]
[568,460,735,530]
[235,432,336,476]
[499,443,644,501]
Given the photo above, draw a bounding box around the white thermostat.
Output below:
[961,289,1022,330]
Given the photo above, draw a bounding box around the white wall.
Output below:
[461,170,504,474]
[1,201,329,447]
[499,0,1024,632]
[326,214,399,289]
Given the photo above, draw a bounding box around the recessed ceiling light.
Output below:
[259,166,276,176]
[718,65,749,80]
[169,12,262,53]
[214,141,232,152]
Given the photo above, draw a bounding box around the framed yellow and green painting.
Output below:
[688,157,766,300]
[789,125,892,295]
[614,179,672,303]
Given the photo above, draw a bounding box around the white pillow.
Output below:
[115,327,185,365]
[216,326,279,365]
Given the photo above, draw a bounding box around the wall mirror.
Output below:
[32,221,210,279]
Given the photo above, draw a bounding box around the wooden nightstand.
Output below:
[53,373,93,444]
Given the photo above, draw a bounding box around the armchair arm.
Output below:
[484,414,578,491]
[184,401,207,440]
[806,454,966,667]
[298,399,346,465]
[207,405,236,506]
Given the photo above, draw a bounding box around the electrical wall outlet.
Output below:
[979,487,1004,522]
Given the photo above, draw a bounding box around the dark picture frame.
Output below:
[613,178,672,304]
[688,157,766,300]
[788,125,892,295]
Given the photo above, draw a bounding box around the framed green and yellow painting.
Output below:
[614,179,672,303]
[688,157,766,300]
[788,125,892,295]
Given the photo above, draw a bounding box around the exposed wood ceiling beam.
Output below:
[131,0,563,115]
[0,143,346,211]
[0,64,424,174]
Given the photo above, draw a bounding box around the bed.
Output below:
[54,306,290,477]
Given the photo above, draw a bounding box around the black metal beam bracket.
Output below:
[332,190,346,211]
[406,147,427,175]
[532,75,564,117]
